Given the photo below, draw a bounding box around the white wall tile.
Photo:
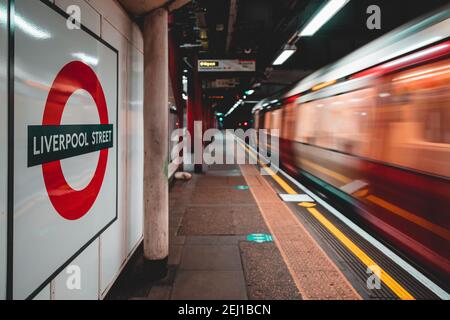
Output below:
[131,23,144,54]
[53,239,99,300]
[126,43,144,254]
[99,19,128,295]
[55,0,101,37]
[87,0,132,41]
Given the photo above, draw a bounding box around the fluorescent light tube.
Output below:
[300,0,349,37]
[273,46,297,66]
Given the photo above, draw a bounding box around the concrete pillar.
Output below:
[143,8,169,262]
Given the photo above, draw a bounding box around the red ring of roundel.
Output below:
[41,61,109,221]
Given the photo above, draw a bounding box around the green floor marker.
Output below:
[247,234,273,243]
[234,185,250,190]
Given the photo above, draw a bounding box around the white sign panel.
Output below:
[278,194,314,203]
[198,59,256,72]
[0,0,8,301]
[13,0,118,299]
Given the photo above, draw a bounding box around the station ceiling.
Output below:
[130,0,450,125]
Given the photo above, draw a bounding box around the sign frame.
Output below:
[198,59,256,73]
[7,0,119,300]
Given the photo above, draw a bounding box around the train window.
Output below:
[253,111,258,129]
[282,103,296,140]
[423,109,450,144]
[287,58,449,178]
[264,111,271,129]
[270,109,282,136]
[294,89,375,158]
[295,100,317,144]
[376,58,450,177]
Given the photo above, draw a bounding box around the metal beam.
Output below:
[225,0,238,53]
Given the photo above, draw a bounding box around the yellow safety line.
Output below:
[238,141,415,300]
[299,202,317,208]
[241,142,296,194]
[307,207,414,300]
[263,165,297,194]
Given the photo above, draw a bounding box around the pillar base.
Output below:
[140,257,168,282]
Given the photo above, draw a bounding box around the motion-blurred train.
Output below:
[253,7,450,283]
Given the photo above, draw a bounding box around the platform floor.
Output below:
[106,141,445,300]
[107,164,302,300]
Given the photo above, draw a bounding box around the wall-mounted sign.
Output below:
[198,59,256,72]
[199,60,219,68]
[206,78,240,89]
[12,0,118,299]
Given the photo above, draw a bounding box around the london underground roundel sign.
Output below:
[37,61,111,220]
[14,0,118,300]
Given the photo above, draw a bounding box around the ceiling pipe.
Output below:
[225,0,238,53]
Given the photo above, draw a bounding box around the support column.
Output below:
[143,8,169,264]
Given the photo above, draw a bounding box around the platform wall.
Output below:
[1,0,146,300]
[42,0,145,300]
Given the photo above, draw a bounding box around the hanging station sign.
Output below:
[198,59,256,72]
[12,0,118,299]
[205,78,240,89]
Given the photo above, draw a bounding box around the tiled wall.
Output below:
[35,0,145,300]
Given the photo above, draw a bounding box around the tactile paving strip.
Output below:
[240,165,361,300]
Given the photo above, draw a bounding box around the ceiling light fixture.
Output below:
[300,0,350,37]
[273,45,297,66]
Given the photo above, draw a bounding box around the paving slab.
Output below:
[185,236,245,246]
[180,245,242,271]
[179,206,235,235]
[147,286,172,300]
[169,245,183,266]
[171,271,248,300]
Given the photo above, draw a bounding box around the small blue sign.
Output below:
[247,234,274,243]
[234,185,250,190]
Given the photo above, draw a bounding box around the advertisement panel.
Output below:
[12,0,118,299]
